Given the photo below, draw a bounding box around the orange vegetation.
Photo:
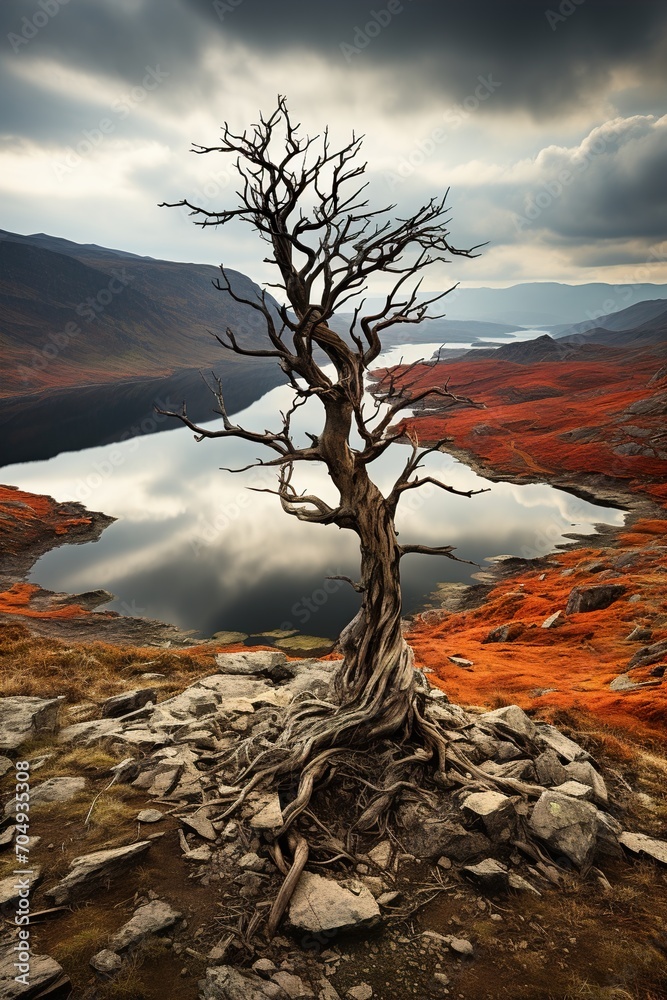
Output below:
[394,350,667,739]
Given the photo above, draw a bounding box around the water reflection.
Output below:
[3,342,624,638]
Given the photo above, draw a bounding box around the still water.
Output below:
[2,339,624,639]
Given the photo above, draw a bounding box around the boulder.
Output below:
[564,761,608,805]
[565,584,625,614]
[534,750,569,787]
[448,655,474,669]
[5,777,86,818]
[288,872,380,934]
[628,639,667,669]
[462,791,515,840]
[109,899,181,951]
[483,622,524,643]
[619,831,667,865]
[137,809,164,824]
[462,858,508,889]
[0,947,70,999]
[551,780,594,801]
[0,867,41,910]
[478,705,537,740]
[214,650,292,681]
[45,841,152,904]
[534,723,589,762]
[529,791,599,867]
[398,804,491,861]
[541,611,563,629]
[248,793,283,830]
[102,688,157,718]
[271,971,315,998]
[0,696,62,752]
[90,949,123,976]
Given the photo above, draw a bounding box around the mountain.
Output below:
[357,282,667,327]
[450,333,616,365]
[552,298,667,339]
[330,314,522,346]
[0,229,282,398]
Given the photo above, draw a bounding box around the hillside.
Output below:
[552,297,667,338]
[0,229,281,398]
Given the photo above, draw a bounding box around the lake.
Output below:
[1,337,625,640]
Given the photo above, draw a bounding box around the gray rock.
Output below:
[346,987,373,1000]
[529,791,599,867]
[478,704,537,740]
[271,970,315,997]
[534,723,589,762]
[399,803,491,861]
[551,780,594,801]
[462,791,515,840]
[45,841,152,904]
[248,793,283,830]
[609,674,660,692]
[238,852,269,873]
[626,626,652,643]
[58,717,126,745]
[90,949,123,976]
[448,655,474,669]
[565,584,625,614]
[137,809,164,824]
[0,696,62,751]
[214,650,291,680]
[507,872,541,895]
[541,611,563,629]
[628,639,667,669]
[5,776,86,818]
[0,756,13,778]
[534,750,569,787]
[288,872,380,934]
[200,965,273,999]
[109,899,181,951]
[102,688,157,718]
[564,762,608,805]
[619,831,667,865]
[462,858,508,888]
[0,947,70,999]
[367,841,392,869]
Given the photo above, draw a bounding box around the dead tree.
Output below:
[159,97,488,840]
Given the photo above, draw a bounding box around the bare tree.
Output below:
[159,97,488,865]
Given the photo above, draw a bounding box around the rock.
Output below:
[140,672,167,681]
[90,949,123,976]
[541,611,563,629]
[483,622,524,643]
[462,791,515,840]
[507,872,541,895]
[564,762,608,805]
[628,639,667,669]
[401,807,491,861]
[5,776,86,819]
[619,831,667,865]
[0,696,62,751]
[184,846,213,863]
[0,825,14,847]
[0,867,41,909]
[109,899,182,951]
[462,858,508,889]
[534,750,569,787]
[346,987,373,1000]
[529,791,599,867]
[448,655,474,669]
[249,794,283,830]
[565,584,626,614]
[479,704,537,740]
[288,872,380,934]
[534,723,589,762]
[45,841,152,904]
[609,674,660,692]
[102,688,157,718]
[626,626,652,642]
[214,650,291,681]
[480,758,535,782]
[180,811,217,841]
[137,809,164,823]
[252,959,277,977]
[0,756,13,778]
[271,971,315,998]
[239,852,269,873]
[368,841,392,869]
[434,972,450,986]
[0,947,70,999]
[437,856,452,870]
[200,965,269,1000]
[551,780,594,801]
[449,937,474,957]
[376,891,400,906]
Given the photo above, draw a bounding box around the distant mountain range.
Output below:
[0,229,281,399]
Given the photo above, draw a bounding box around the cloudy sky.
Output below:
[1,0,666,288]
